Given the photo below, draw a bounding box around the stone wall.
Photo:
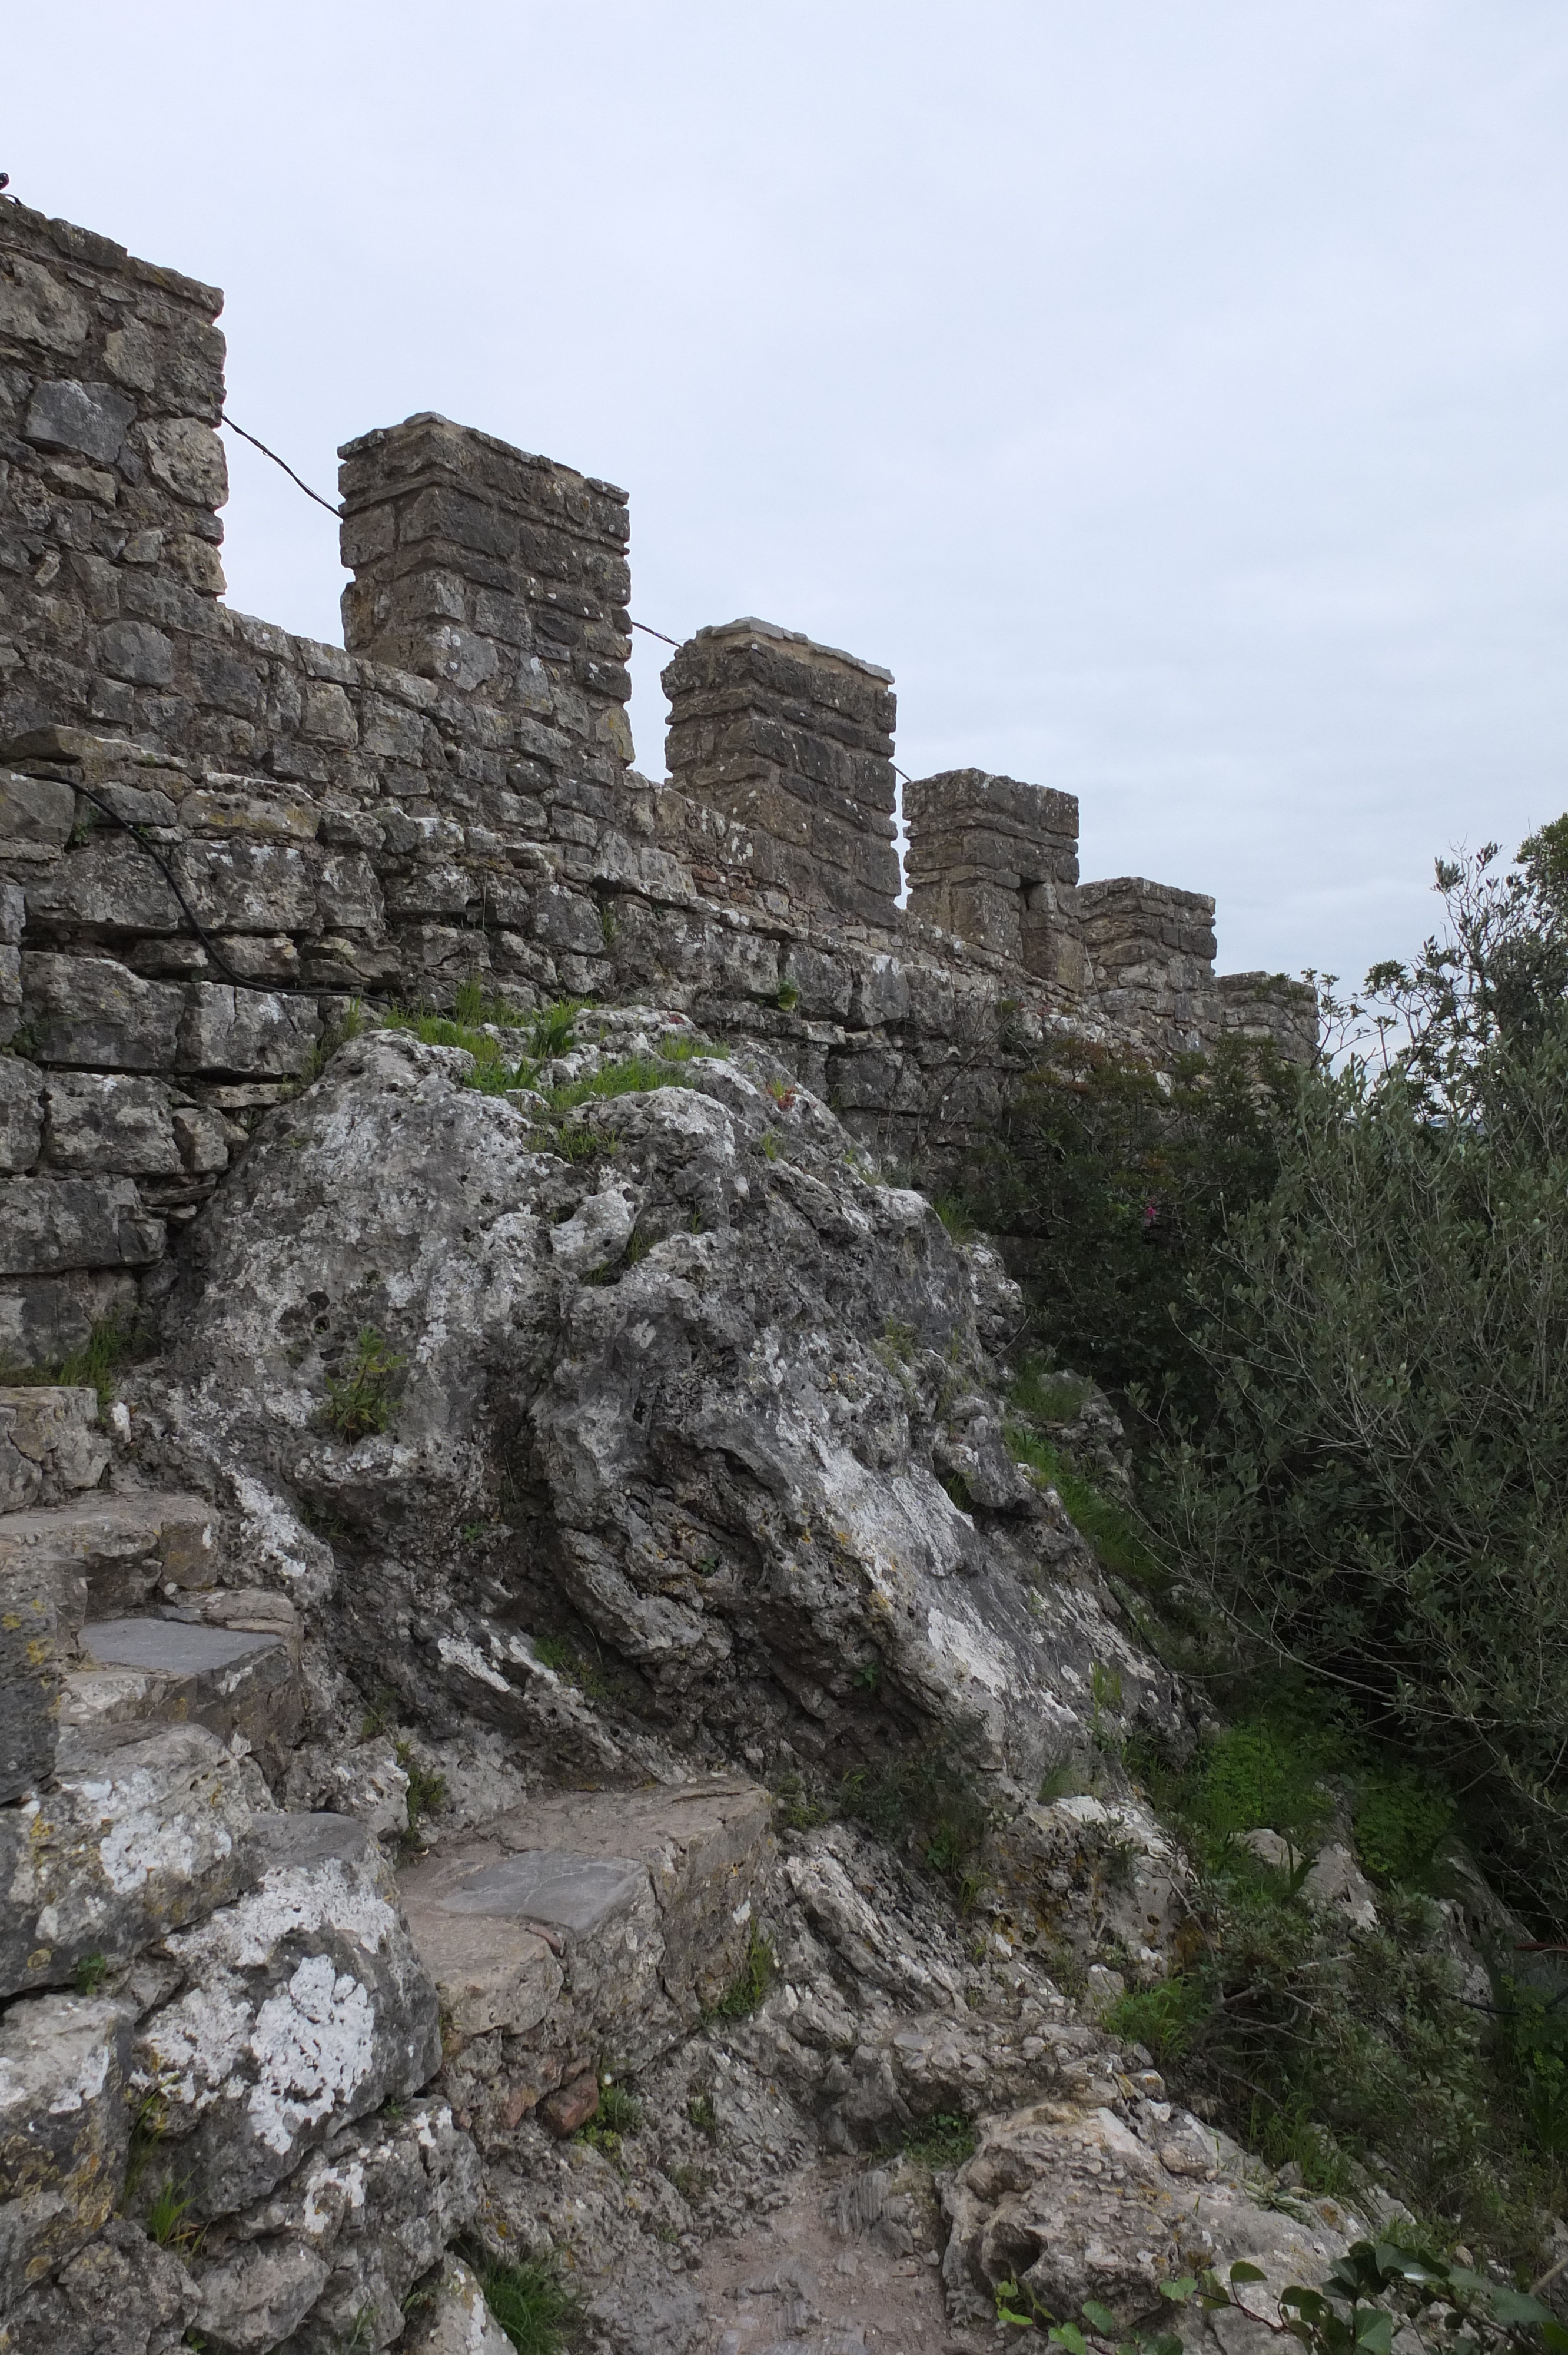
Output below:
[0,194,1315,1367]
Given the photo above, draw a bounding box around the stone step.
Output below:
[398,1777,771,2140]
[0,1492,299,1795]
[0,1487,223,1620]
[63,1609,303,1770]
[0,1384,110,1512]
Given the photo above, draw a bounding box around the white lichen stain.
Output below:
[247,1953,376,2156]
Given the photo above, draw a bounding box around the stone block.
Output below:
[540,2071,600,2134]
[20,954,184,1072]
[0,1994,134,2304]
[0,1386,109,1504]
[22,834,185,934]
[0,254,91,353]
[0,771,75,849]
[137,416,227,508]
[0,2214,197,2354]
[0,1272,138,1375]
[181,784,320,841]
[41,1072,181,1176]
[22,379,135,465]
[0,1055,43,1173]
[174,839,317,933]
[176,983,320,1078]
[0,1492,221,1618]
[171,1102,228,1173]
[0,1175,164,1276]
[0,1720,258,1998]
[135,1813,442,2218]
[399,1778,770,2072]
[0,1558,61,1799]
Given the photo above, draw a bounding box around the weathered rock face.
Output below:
[146,1024,1184,1801]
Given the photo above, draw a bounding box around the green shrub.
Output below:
[958,1033,1292,1425]
[838,1752,988,1890]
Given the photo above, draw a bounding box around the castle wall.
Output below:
[0,198,1314,1366]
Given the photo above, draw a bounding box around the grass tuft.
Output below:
[323,1326,406,1441]
[709,1925,776,2019]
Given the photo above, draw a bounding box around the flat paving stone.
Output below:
[433,1850,645,1936]
[79,1616,280,1674]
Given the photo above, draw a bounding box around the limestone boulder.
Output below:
[401,2256,513,2355]
[0,1992,134,2304]
[188,2099,480,2355]
[0,1721,257,1998]
[0,2214,197,2354]
[134,1813,441,2218]
[942,2088,1367,2341]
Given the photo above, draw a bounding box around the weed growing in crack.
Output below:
[323,1326,406,1441]
[709,1926,776,2019]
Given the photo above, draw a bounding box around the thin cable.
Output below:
[224,413,688,654]
[71,783,323,997]
[221,414,341,516]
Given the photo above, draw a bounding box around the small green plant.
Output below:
[530,997,586,1059]
[599,903,620,947]
[323,1326,406,1442]
[1102,1975,1211,2067]
[775,981,800,1011]
[577,2078,643,2155]
[933,1195,977,1244]
[2,1309,149,1411]
[1038,1754,1092,1803]
[145,2174,199,2256]
[670,2161,707,2202]
[852,1653,882,1693]
[710,1925,776,2019]
[903,2111,976,2168]
[394,1739,447,1850]
[460,2245,581,2355]
[301,996,367,1083]
[772,1772,831,1832]
[686,2089,719,2138]
[939,1468,975,1514]
[1009,1362,1092,1425]
[1088,1661,1124,1754]
[761,1129,780,1161]
[1005,1421,1155,1587]
[1026,2245,1568,2355]
[360,1687,398,1740]
[766,1075,798,1109]
[74,1951,108,1995]
[838,1750,988,1888]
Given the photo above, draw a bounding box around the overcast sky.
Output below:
[9,4,1567,984]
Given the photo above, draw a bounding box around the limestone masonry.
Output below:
[0,198,1470,2355]
[0,191,1313,1367]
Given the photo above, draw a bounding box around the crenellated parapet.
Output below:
[0,197,1318,1365]
[338,412,633,778]
[661,619,899,927]
[903,768,1089,990]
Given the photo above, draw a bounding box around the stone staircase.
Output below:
[0,1387,304,1790]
